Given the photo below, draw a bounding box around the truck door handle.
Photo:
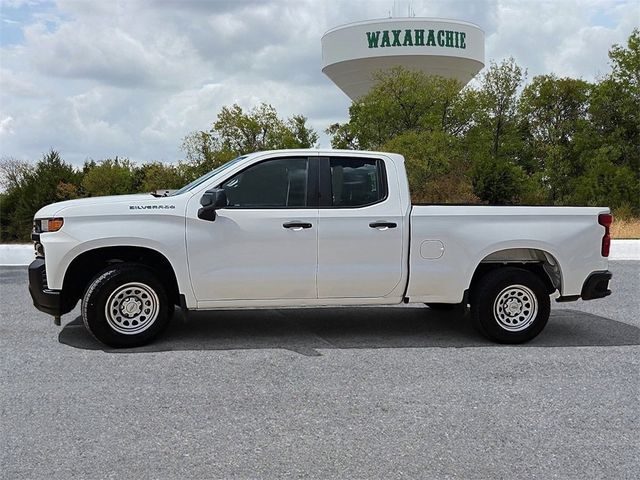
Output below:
[283,221,312,230]
[369,221,397,229]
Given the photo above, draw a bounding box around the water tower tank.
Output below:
[322,18,485,100]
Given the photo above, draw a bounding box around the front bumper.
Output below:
[28,258,64,316]
[581,270,612,300]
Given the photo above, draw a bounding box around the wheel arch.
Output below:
[62,246,181,310]
[468,248,563,298]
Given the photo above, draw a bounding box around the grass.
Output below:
[611,217,640,239]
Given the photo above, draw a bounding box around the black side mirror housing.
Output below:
[198,188,227,221]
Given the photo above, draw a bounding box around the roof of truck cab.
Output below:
[246,149,405,162]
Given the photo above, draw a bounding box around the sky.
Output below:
[0,0,638,166]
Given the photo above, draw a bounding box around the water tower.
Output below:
[321,17,485,100]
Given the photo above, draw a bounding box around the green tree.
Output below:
[471,156,527,205]
[609,28,640,93]
[571,147,639,211]
[213,103,318,152]
[326,121,359,150]
[573,29,640,214]
[468,58,529,203]
[519,75,591,203]
[181,131,218,167]
[1,150,81,241]
[382,130,476,203]
[81,158,136,197]
[179,131,236,180]
[328,67,469,150]
[182,103,319,177]
[476,58,526,158]
[0,157,33,192]
[135,162,186,192]
[284,115,319,149]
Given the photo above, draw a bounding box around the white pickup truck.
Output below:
[29,149,613,347]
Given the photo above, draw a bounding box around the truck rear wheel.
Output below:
[82,264,172,348]
[470,267,550,344]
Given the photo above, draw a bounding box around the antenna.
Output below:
[389,0,415,18]
[408,1,416,17]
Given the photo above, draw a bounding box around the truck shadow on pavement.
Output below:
[58,307,640,356]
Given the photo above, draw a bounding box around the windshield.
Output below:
[171,156,247,196]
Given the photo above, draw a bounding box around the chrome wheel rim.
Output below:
[493,284,538,332]
[105,282,159,335]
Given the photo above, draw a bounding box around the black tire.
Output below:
[470,267,550,344]
[82,264,172,348]
[425,303,459,311]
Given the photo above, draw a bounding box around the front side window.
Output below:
[220,158,309,208]
[330,158,386,207]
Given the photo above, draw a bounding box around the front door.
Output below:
[186,156,318,302]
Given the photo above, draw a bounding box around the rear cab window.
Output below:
[328,157,387,207]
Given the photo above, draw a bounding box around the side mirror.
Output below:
[198,188,227,221]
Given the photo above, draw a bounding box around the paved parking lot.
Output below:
[1,262,638,479]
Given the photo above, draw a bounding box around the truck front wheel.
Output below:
[470,267,550,344]
[82,264,172,348]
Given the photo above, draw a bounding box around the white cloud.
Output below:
[0,68,43,96]
[0,116,15,136]
[0,0,636,165]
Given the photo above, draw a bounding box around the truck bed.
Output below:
[406,205,609,303]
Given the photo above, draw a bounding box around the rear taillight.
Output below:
[598,213,613,257]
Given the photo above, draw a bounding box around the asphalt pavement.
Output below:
[1,262,638,479]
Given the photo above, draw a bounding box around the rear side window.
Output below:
[221,158,309,208]
[330,158,387,207]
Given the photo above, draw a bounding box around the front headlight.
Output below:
[35,218,64,233]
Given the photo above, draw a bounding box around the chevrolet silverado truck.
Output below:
[29,149,613,347]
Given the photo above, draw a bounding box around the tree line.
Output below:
[1,30,638,242]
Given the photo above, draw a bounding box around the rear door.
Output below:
[317,155,404,298]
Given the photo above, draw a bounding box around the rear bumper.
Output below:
[28,258,64,316]
[581,270,612,300]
